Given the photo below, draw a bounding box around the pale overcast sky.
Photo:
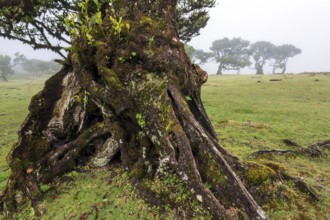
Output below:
[0,0,330,74]
[190,0,330,74]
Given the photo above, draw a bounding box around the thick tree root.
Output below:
[168,85,269,220]
[280,173,320,201]
[32,123,110,183]
[247,140,330,159]
[246,140,329,202]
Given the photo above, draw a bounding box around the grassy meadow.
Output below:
[0,73,329,219]
[0,78,46,192]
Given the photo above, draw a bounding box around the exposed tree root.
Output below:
[282,139,302,148]
[245,140,329,202]
[32,123,110,182]
[247,149,297,158]
[168,85,268,219]
[280,173,320,201]
[247,140,330,159]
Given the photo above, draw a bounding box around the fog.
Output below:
[190,0,330,74]
[1,0,330,74]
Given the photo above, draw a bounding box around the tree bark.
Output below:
[272,66,276,74]
[1,1,270,219]
[255,64,264,75]
[281,64,287,74]
[217,64,223,75]
[255,60,265,75]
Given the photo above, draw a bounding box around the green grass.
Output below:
[202,74,330,157]
[202,73,330,219]
[0,78,46,192]
[17,167,158,220]
[0,73,330,219]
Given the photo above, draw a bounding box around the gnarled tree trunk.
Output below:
[255,63,264,75]
[217,63,224,75]
[1,1,269,219]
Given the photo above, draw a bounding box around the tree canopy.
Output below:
[210,37,251,74]
[249,41,275,75]
[177,0,216,41]
[270,44,301,74]
[187,38,301,75]
[185,44,212,65]
[0,0,215,58]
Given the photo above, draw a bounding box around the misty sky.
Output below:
[190,0,330,74]
[0,0,330,74]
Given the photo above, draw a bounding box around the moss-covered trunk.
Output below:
[0,1,270,219]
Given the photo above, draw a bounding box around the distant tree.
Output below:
[220,54,251,75]
[47,60,62,74]
[185,44,212,64]
[249,41,275,75]
[22,59,61,76]
[210,37,251,74]
[270,44,301,74]
[0,55,13,81]
[0,52,25,81]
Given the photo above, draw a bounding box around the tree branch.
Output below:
[0,0,21,7]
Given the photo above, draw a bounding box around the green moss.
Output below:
[206,159,227,186]
[94,40,106,48]
[94,41,109,61]
[199,150,227,187]
[142,172,212,219]
[140,16,159,29]
[11,157,32,171]
[98,66,122,88]
[245,162,275,186]
[25,136,51,162]
[165,119,175,133]
[10,135,50,173]
[69,46,80,65]
[130,165,146,180]
[263,162,285,173]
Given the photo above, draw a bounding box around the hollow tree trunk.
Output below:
[0,1,269,219]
